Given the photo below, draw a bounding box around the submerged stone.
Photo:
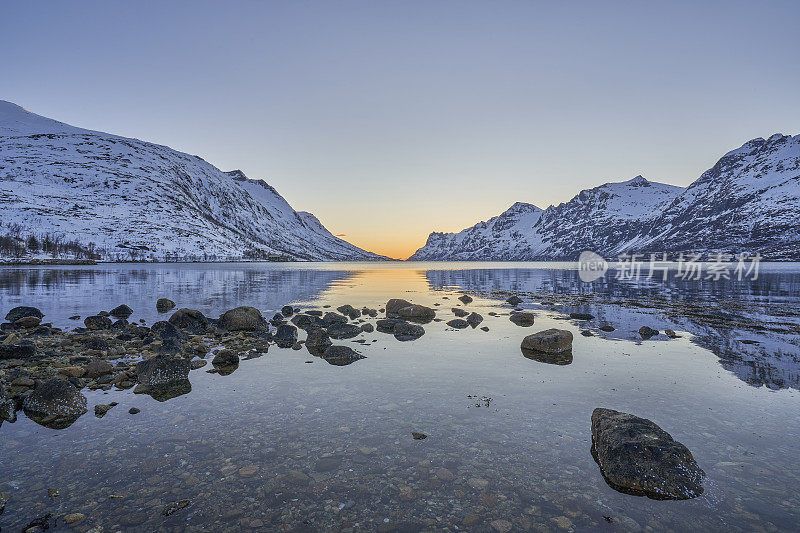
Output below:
[591,408,705,500]
[322,345,365,366]
[136,355,190,387]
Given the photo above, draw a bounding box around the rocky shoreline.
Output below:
[0,291,710,529]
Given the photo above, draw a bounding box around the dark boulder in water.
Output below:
[212,349,240,367]
[274,324,299,348]
[385,299,436,322]
[569,312,595,320]
[458,294,473,304]
[219,306,267,331]
[281,305,295,317]
[84,315,113,330]
[376,318,406,333]
[110,304,133,319]
[23,378,88,419]
[446,319,469,329]
[321,312,348,327]
[509,312,535,327]
[639,326,659,339]
[394,321,425,341]
[5,306,43,322]
[136,355,190,387]
[156,298,176,313]
[506,296,523,306]
[168,308,209,333]
[322,345,365,366]
[521,329,573,354]
[291,313,325,330]
[466,312,483,328]
[327,322,361,339]
[452,308,469,317]
[591,408,705,500]
[305,328,333,355]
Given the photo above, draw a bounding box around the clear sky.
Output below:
[2,1,798,259]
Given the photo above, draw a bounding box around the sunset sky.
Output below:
[2,1,799,258]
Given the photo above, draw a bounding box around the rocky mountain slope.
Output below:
[411,135,800,260]
[0,101,383,261]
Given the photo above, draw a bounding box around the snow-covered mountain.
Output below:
[411,135,800,260]
[0,100,383,261]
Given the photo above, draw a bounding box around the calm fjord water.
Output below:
[1,261,799,531]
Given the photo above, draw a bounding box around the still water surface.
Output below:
[1,262,799,531]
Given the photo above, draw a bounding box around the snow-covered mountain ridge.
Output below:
[0,100,384,261]
[411,134,800,260]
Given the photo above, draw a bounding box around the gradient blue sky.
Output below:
[2,1,799,258]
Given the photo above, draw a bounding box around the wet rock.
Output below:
[281,305,295,317]
[94,404,114,418]
[212,349,240,367]
[376,318,406,333]
[129,407,140,414]
[84,337,110,351]
[509,311,535,326]
[322,345,365,366]
[639,326,659,339]
[664,329,680,338]
[337,304,361,319]
[11,376,35,388]
[0,340,36,359]
[570,312,595,320]
[84,315,113,330]
[466,312,483,327]
[162,499,190,516]
[385,299,436,322]
[327,322,361,339]
[274,324,299,348]
[190,359,207,370]
[599,325,615,332]
[591,408,705,500]
[361,323,375,333]
[110,304,133,319]
[446,319,469,329]
[270,313,286,326]
[305,328,332,355]
[321,312,348,327]
[521,329,573,353]
[156,298,176,313]
[394,321,425,341]
[291,313,324,330]
[452,307,469,317]
[506,295,523,305]
[111,318,129,330]
[136,355,190,387]
[458,294,473,304]
[84,359,114,378]
[15,316,41,328]
[58,366,86,378]
[411,432,427,440]
[23,378,88,418]
[219,306,266,331]
[5,306,44,322]
[168,308,209,333]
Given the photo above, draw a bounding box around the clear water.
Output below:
[1,262,799,532]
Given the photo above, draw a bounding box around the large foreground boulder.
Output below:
[591,408,705,500]
[5,306,44,322]
[137,356,191,387]
[521,329,573,354]
[23,378,88,418]
[385,299,435,322]
[219,306,267,331]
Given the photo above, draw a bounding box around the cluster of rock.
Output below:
[0,292,706,503]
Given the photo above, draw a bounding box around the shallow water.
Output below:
[1,262,799,532]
